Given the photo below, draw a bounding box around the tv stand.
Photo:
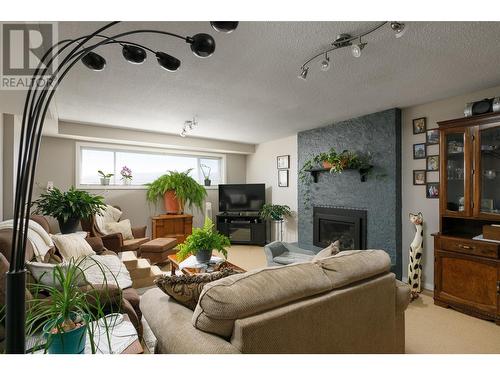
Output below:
[216,212,266,246]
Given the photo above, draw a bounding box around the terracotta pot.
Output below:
[322,161,333,169]
[163,190,183,214]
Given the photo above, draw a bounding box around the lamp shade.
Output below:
[122,45,147,64]
[81,52,106,71]
[210,22,239,33]
[189,33,216,58]
[156,52,181,71]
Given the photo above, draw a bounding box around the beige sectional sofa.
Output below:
[141,249,411,354]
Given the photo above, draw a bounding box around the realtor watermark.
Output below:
[1,22,57,90]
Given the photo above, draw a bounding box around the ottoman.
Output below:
[138,237,177,264]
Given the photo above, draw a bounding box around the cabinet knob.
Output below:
[458,244,473,250]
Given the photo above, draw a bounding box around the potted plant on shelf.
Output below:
[145,169,207,214]
[201,164,211,186]
[32,186,106,233]
[26,258,115,354]
[97,170,114,186]
[120,166,133,185]
[259,204,292,242]
[177,218,231,263]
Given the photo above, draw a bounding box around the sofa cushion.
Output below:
[192,262,332,338]
[273,250,315,265]
[155,268,237,310]
[50,233,96,260]
[314,250,391,289]
[312,240,340,261]
[105,219,134,240]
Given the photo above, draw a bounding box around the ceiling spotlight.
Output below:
[351,40,367,58]
[210,22,239,33]
[390,22,407,38]
[156,52,181,71]
[81,52,106,71]
[298,66,309,80]
[122,45,147,64]
[320,53,330,72]
[188,33,216,58]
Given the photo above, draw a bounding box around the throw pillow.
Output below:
[312,240,340,261]
[50,233,96,260]
[155,268,237,310]
[95,205,123,234]
[105,219,134,240]
[26,261,88,289]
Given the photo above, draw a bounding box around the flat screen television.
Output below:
[218,184,265,212]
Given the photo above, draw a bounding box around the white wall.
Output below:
[0,114,3,221]
[401,84,500,290]
[246,135,298,242]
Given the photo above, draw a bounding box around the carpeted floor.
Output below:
[141,245,500,354]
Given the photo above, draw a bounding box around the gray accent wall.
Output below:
[298,108,402,278]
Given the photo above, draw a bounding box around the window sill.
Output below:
[77,184,219,191]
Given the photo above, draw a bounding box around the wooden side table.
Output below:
[151,214,193,243]
[168,254,246,276]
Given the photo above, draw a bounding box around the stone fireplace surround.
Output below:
[298,108,402,279]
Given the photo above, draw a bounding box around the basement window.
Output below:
[76,142,225,189]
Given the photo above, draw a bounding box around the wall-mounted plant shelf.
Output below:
[305,166,373,183]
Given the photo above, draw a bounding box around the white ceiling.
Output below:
[55,21,500,144]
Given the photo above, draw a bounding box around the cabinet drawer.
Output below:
[437,236,499,259]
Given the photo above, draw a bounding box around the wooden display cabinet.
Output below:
[434,112,500,325]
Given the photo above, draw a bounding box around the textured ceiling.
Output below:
[55,21,500,144]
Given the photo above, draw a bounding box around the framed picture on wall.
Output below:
[277,155,290,169]
[413,143,426,160]
[426,182,439,199]
[426,129,440,145]
[413,117,427,134]
[413,170,426,185]
[427,155,439,171]
[278,169,289,187]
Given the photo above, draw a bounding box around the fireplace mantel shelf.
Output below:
[304,166,373,183]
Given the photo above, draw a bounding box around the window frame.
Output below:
[75,141,226,190]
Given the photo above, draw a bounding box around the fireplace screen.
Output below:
[313,207,367,250]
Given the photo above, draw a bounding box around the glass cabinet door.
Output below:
[442,128,471,216]
[476,125,500,218]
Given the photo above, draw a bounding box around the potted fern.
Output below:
[145,169,207,214]
[32,187,105,233]
[177,218,231,263]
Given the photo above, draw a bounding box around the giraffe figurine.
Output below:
[408,212,424,301]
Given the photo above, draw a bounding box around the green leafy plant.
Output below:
[25,257,118,354]
[32,187,105,224]
[145,169,207,211]
[177,218,231,260]
[97,170,114,179]
[200,164,211,180]
[259,204,292,221]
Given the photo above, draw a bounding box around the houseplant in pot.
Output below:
[97,170,114,186]
[120,166,133,185]
[259,204,292,242]
[145,169,207,214]
[26,258,116,354]
[177,218,231,264]
[201,164,212,186]
[32,186,106,233]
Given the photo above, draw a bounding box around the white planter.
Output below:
[100,178,110,186]
[270,220,285,242]
[122,178,132,186]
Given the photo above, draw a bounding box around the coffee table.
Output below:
[168,254,246,276]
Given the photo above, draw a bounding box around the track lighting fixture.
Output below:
[298,66,309,80]
[298,21,406,79]
[188,33,216,58]
[210,21,239,33]
[156,52,181,71]
[320,53,330,71]
[390,22,407,38]
[351,39,367,58]
[180,117,198,137]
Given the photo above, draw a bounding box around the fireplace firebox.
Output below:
[313,207,367,250]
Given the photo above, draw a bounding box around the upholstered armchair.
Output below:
[81,205,149,253]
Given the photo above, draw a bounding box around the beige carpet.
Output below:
[221,245,500,354]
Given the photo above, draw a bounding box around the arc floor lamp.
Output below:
[4,20,238,354]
